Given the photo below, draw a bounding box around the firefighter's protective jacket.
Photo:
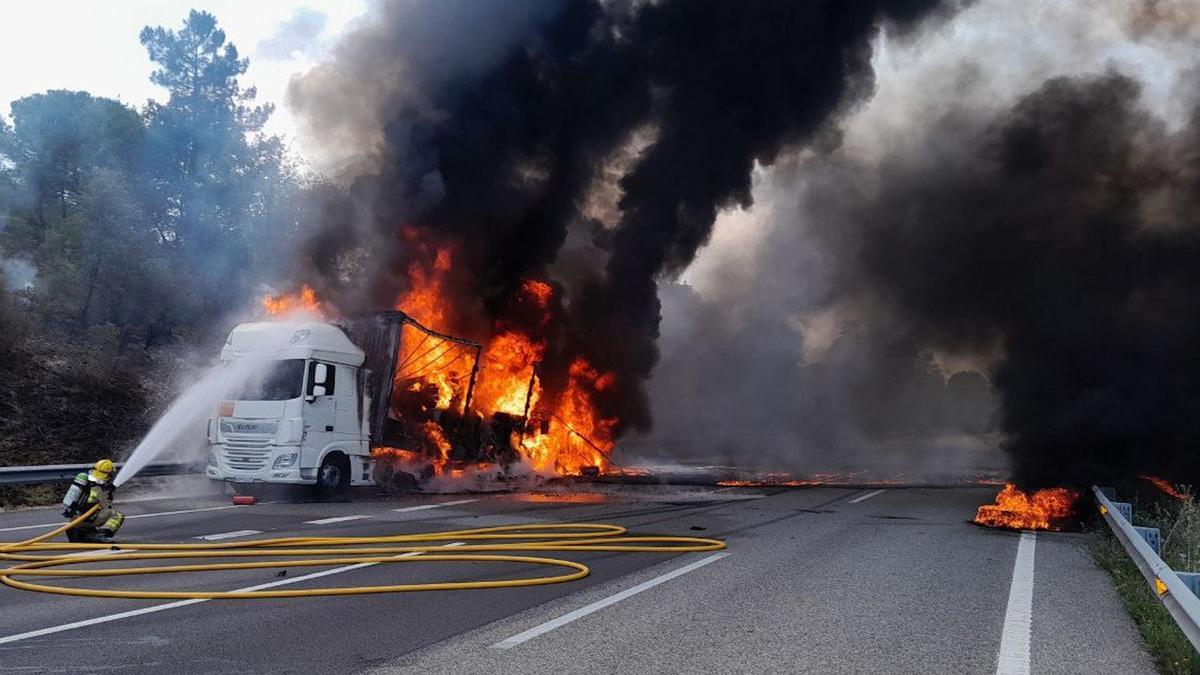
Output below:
[61,471,114,516]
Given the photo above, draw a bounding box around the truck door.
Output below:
[302,360,338,469]
[334,366,363,446]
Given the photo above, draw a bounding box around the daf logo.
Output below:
[290,329,311,344]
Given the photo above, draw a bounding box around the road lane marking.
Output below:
[64,549,126,558]
[996,531,1036,675]
[491,552,731,650]
[304,515,371,525]
[393,499,478,513]
[0,542,465,646]
[0,504,248,533]
[848,489,886,504]
[194,530,262,541]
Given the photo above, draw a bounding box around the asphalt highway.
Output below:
[0,485,1155,674]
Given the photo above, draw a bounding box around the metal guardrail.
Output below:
[1093,485,1200,651]
[0,462,200,486]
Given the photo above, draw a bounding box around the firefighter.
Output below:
[61,459,125,543]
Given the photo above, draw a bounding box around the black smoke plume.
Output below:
[290,0,956,437]
[746,70,1200,488]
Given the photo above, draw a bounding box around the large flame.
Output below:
[257,233,619,479]
[974,483,1079,531]
[389,233,617,477]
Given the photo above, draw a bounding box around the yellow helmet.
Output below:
[93,459,115,477]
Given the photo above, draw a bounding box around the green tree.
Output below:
[140,10,278,316]
[4,92,143,224]
[0,92,149,331]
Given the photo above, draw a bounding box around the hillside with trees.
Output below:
[0,11,315,475]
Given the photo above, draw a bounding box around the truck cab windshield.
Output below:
[228,359,306,401]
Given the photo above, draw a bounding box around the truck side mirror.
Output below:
[312,385,327,397]
[314,363,329,386]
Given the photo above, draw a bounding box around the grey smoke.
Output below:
[1,257,35,290]
[287,0,563,176]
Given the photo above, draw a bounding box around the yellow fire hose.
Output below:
[0,505,726,600]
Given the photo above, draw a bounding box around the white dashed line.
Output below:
[194,529,262,541]
[392,499,478,513]
[996,531,1036,675]
[0,504,249,533]
[848,489,886,504]
[304,515,372,525]
[491,552,731,649]
[0,542,465,646]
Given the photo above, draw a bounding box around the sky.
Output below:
[0,1,369,156]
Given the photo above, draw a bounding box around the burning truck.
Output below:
[206,280,617,493]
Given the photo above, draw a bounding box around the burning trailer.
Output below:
[206,302,613,494]
[347,310,535,487]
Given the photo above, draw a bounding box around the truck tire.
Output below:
[316,453,350,496]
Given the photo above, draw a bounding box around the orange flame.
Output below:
[261,285,323,318]
[472,331,544,415]
[419,420,453,473]
[397,228,455,328]
[518,358,618,474]
[974,483,1079,531]
[1140,475,1191,502]
[390,229,618,477]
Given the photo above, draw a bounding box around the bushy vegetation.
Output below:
[0,11,315,470]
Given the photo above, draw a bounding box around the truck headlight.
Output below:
[273,452,298,469]
[207,450,218,468]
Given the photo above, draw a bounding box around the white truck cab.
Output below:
[205,321,374,492]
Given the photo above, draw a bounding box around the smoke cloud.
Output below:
[287,0,1200,487]
[288,0,960,443]
[646,0,1200,487]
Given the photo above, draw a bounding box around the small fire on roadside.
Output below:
[974,483,1079,531]
[1139,475,1191,502]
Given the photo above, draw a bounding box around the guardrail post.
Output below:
[1094,485,1200,652]
[1135,526,1163,555]
[1111,501,1133,522]
[1177,573,1200,599]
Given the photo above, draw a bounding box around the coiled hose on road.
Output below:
[0,505,726,600]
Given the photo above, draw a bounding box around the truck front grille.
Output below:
[220,433,273,471]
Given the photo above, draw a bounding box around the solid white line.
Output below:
[304,515,371,525]
[491,552,731,650]
[194,529,262,541]
[393,499,478,513]
[996,531,1036,675]
[0,504,247,533]
[848,489,886,504]
[0,543,465,646]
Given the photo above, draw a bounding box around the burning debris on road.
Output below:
[974,484,1080,531]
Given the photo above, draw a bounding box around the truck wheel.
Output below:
[316,454,350,496]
